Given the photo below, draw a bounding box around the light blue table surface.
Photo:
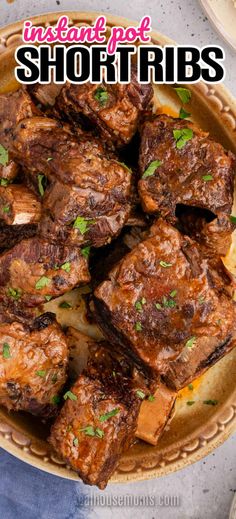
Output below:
[0,1,236,518]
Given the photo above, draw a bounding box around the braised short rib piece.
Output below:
[0,312,68,417]
[0,185,41,226]
[56,65,153,148]
[94,219,236,387]
[49,344,146,489]
[0,237,90,308]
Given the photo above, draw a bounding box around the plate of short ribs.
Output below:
[0,13,236,490]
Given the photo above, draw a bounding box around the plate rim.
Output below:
[0,11,236,485]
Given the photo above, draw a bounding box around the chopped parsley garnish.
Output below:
[0,145,9,167]
[179,107,191,120]
[159,260,172,268]
[155,292,177,310]
[0,179,9,186]
[135,297,146,311]
[47,157,53,162]
[186,336,197,348]
[174,87,192,104]
[148,394,155,402]
[142,160,162,179]
[202,174,213,182]
[187,401,195,406]
[188,384,194,391]
[73,437,79,446]
[36,370,46,378]
[2,205,10,213]
[81,246,91,259]
[94,87,109,106]
[63,391,77,401]
[8,287,21,300]
[203,399,218,406]
[38,174,46,197]
[136,390,146,400]
[170,290,177,298]
[79,425,104,438]
[35,276,51,290]
[199,296,205,305]
[99,408,120,422]
[73,216,95,235]
[173,128,193,149]
[59,301,72,309]
[155,303,162,310]
[51,395,60,405]
[44,295,52,302]
[135,321,142,332]
[230,215,236,225]
[61,262,71,273]
[2,342,11,359]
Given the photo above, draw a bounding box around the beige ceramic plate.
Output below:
[0,12,236,485]
[199,0,236,52]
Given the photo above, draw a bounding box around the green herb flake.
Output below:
[47,157,53,162]
[188,384,194,391]
[73,216,95,235]
[2,342,11,359]
[99,408,120,422]
[173,128,193,150]
[61,262,71,273]
[0,145,9,167]
[8,287,21,300]
[36,370,46,378]
[202,174,213,182]
[59,301,72,309]
[0,179,9,186]
[94,87,109,106]
[186,336,197,348]
[135,297,146,312]
[199,296,205,305]
[170,290,177,298]
[162,296,176,308]
[159,260,172,268]
[230,215,236,225]
[148,394,155,402]
[136,390,146,400]
[95,428,105,438]
[142,160,162,179]
[63,391,77,401]
[35,276,51,290]
[44,295,52,302]
[81,246,91,259]
[73,437,79,446]
[79,425,104,438]
[174,87,192,104]
[203,399,218,406]
[155,303,162,310]
[51,395,60,405]
[135,321,142,332]
[187,400,195,406]
[38,174,45,197]
[2,205,10,213]
[179,107,191,120]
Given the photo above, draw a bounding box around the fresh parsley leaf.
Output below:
[155,303,162,310]
[38,174,45,197]
[61,262,71,273]
[202,174,213,182]
[44,295,52,302]
[73,437,79,446]
[99,408,120,422]
[63,391,77,401]
[135,297,146,312]
[188,384,194,391]
[51,395,60,405]
[35,276,51,290]
[203,399,218,406]
[0,145,9,167]
[173,128,193,149]
[73,216,95,235]
[95,428,104,438]
[0,178,9,186]
[187,401,195,406]
[135,321,142,332]
[159,261,172,268]
[59,301,72,309]
[2,205,10,213]
[36,370,46,378]
[81,246,91,259]
[186,336,197,348]
[174,87,192,104]
[230,215,236,225]
[2,342,11,359]
[8,287,21,300]
[148,394,155,402]
[136,390,146,400]
[199,296,205,305]
[179,107,191,119]
[79,425,104,438]
[142,160,162,179]
[94,87,109,106]
[170,290,177,298]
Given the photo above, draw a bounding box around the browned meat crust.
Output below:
[0,312,68,417]
[49,345,144,489]
[0,88,40,149]
[0,237,90,308]
[94,219,236,386]
[56,66,153,148]
[0,158,19,183]
[0,223,37,250]
[0,185,41,225]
